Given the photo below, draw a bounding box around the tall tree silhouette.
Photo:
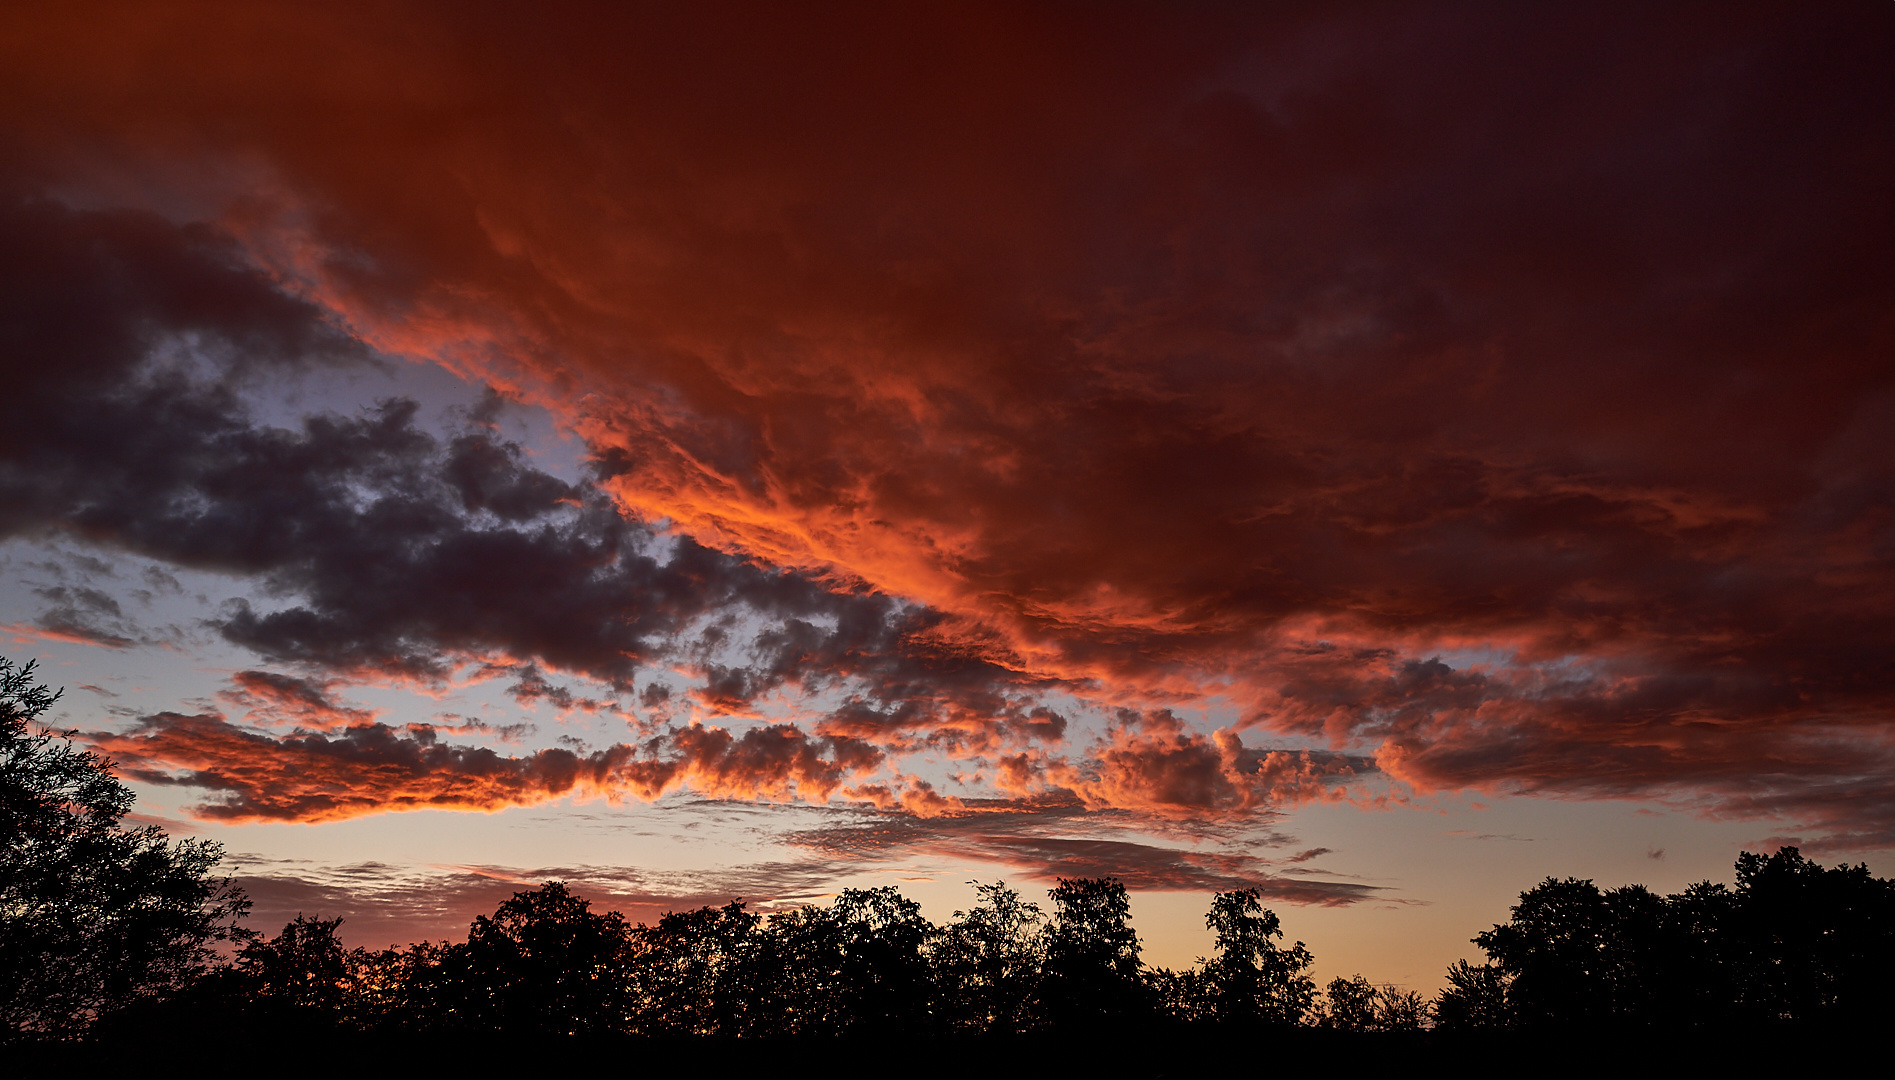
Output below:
[440,881,636,1035]
[933,881,1044,1035]
[1473,877,1610,1026]
[0,658,248,1039]
[826,887,936,1033]
[1037,877,1146,1029]
[1729,847,1895,1025]
[1659,880,1739,1027]
[629,900,761,1036]
[746,901,841,1035]
[1195,888,1315,1027]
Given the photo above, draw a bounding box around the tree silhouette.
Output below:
[1037,876,1146,1029]
[629,899,761,1036]
[440,881,636,1035]
[1318,974,1378,1031]
[1660,879,1739,1027]
[1467,876,1688,1027]
[348,939,457,1033]
[1374,985,1428,1031]
[1473,876,1609,1026]
[746,901,842,1035]
[236,915,354,1021]
[826,887,936,1033]
[933,880,1044,1034]
[735,886,940,1036]
[0,658,248,1039]
[1729,846,1895,1025]
[1193,888,1316,1027]
[1316,974,1425,1032]
[1444,848,1895,1030]
[1430,960,1510,1030]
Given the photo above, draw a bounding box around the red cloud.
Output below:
[89,708,1370,829]
[629,722,884,804]
[219,670,378,731]
[1040,710,1365,818]
[7,2,1895,845]
[89,713,884,823]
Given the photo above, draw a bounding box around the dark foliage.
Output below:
[1315,974,1425,1032]
[52,852,1895,1044]
[0,659,249,1039]
[440,882,638,1035]
[932,881,1044,1034]
[1441,849,1895,1029]
[1037,876,1147,1030]
[1198,887,1317,1027]
[236,914,353,1017]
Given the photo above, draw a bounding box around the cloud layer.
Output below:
[2,2,1893,850]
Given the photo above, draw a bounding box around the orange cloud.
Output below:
[6,1,1895,846]
[218,670,378,731]
[90,713,884,823]
[90,707,1377,829]
[1042,711,1364,818]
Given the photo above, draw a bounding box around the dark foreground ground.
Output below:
[9,1026,1839,1077]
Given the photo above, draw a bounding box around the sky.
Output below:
[2,1,1892,991]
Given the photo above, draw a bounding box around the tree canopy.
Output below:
[1439,847,1895,1030]
[0,658,249,1039]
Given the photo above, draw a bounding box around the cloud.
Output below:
[89,710,894,823]
[420,714,535,745]
[89,703,1374,833]
[1040,709,1370,818]
[0,193,1049,720]
[4,2,1895,848]
[26,584,139,648]
[94,712,633,822]
[225,855,867,949]
[219,670,379,730]
[496,663,619,715]
[786,800,1378,904]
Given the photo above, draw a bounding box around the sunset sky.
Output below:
[3,1,1891,991]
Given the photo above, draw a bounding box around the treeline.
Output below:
[1435,848,1895,1029]
[95,847,1895,1041]
[111,878,1352,1038]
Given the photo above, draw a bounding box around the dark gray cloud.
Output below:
[786,799,1379,905]
[0,194,1037,720]
[227,856,867,949]
[28,584,138,647]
